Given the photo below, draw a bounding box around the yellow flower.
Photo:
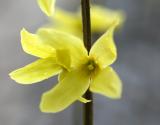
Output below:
[9,0,122,113]
[52,5,125,37]
[9,20,122,113]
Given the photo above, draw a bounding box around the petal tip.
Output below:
[20,28,31,39]
[39,94,50,113]
[9,71,24,84]
[39,93,60,113]
[78,97,92,103]
[20,28,27,36]
[37,0,55,17]
[21,27,27,32]
[21,28,31,35]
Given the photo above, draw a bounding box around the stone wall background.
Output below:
[0,0,160,125]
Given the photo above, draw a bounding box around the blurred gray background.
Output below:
[0,0,160,125]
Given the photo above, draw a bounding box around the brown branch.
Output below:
[81,0,93,125]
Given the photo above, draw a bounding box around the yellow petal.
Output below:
[53,24,82,38]
[91,5,125,32]
[89,21,119,68]
[52,8,82,37]
[9,58,61,84]
[37,28,88,67]
[37,0,55,16]
[78,97,91,103]
[21,28,55,58]
[56,49,71,70]
[58,70,90,103]
[40,68,90,113]
[53,8,81,27]
[58,69,67,82]
[90,67,122,99]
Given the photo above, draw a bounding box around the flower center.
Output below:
[87,60,96,71]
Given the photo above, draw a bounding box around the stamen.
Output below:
[88,64,95,70]
[87,60,96,71]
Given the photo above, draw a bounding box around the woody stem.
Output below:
[81,0,93,125]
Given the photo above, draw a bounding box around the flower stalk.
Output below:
[81,0,92,52]
[81,0,93,125]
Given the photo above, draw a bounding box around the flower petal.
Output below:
[90,67,122,99]
[9,58,61,84]
[40,68,90,113]
[53,8,80,27]
[58,70,91,103]
[91,5,125,32]
[58,69,67,82]
[21,28,55,58]
[78,97,91,103]
[89,20,119,68]
[37,28,88,67]
[37,0,55,16]
[56,49,71,70]
[52,8,82,37]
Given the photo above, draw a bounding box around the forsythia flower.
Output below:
[9,0,122,113]
[9,22,122,113]
[51,5,125,37]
